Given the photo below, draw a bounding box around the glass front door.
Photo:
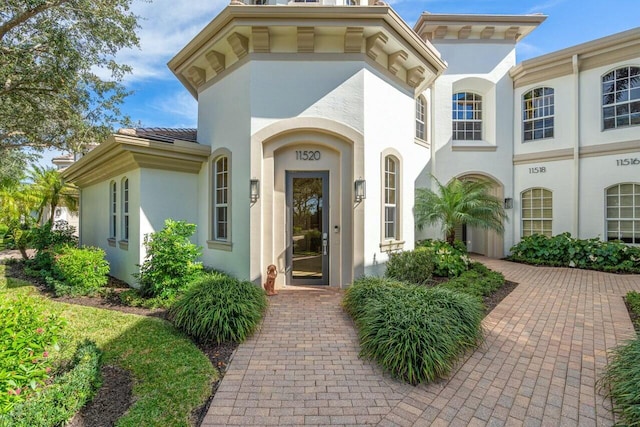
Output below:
[286,171,329,285]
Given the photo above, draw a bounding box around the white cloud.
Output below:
[153,91,198,128]
[114,0,229,83]
[526,0,566,14]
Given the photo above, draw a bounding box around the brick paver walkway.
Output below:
[202,259,640,426]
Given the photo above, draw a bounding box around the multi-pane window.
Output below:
[416,96,426,140]
[606,183,639,244]
[452,92,482,140]
[121,178,129,241]
[602,66,640,130]
[384,156,397,240]
[213,157,229,241]
[110,181,116,239]
[523,87,554,141]
[521,188,552,237]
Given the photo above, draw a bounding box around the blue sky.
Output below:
[40,0,639,166]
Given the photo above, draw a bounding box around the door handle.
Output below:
[322,233,328,256]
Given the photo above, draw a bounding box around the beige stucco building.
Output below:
[63,2,640,288]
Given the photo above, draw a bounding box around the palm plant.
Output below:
[415,177,507,245]
[28,166,78,225]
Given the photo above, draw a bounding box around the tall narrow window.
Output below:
[523,87,554,141]
[384,156,398,240]
[606,183,639,244]
[121,178,129,241]
[416,96,426,140]
[602,66,640,130]
[213,157,229,241]
[109,181,116,239]
[521,188,552,237]
[452,92,482,140]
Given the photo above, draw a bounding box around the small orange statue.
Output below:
[264,264,278,296]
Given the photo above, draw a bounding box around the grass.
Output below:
[1,263,216,427]
[627,291,640,330]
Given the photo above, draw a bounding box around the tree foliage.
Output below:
[28,166,78,225]
[415,177,507,245]
[0,0,139,154]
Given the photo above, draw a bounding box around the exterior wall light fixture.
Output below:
[504,198,513,209]
[250,178,260,203]
[354,178,366,203]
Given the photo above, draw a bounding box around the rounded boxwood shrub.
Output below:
[384,248,434,285]
[169,272,268,343]
[357,286,483,385]
[343,276,408,323]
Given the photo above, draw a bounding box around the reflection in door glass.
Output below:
[292,178,323,279]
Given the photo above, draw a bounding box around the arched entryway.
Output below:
[455,173,505,258]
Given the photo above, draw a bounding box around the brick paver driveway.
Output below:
[202,259,640,426]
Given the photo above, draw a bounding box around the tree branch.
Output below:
[0,0,70,40]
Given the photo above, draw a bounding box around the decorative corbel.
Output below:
[365,32,388,61]
[252,26,270,53]
[387,50,408,76]
[227,32,249,59]
[186,66,206,87]
[205,51,226,74]
[344,27,364,53]
[406,66,425,88]
[297,27,315,53]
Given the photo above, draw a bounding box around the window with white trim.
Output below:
[606,183,639,244]
[384,156,398,240]
[109,181,116,239]
[521,188,552,237]
[121,178,129,241]
[523,87,554,141]
[452,92,482,140]
[213,156,229,241]
[602,66,640,130]
[416,96,426,140]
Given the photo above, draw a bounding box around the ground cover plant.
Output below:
[344,277,484,385]
[627,291,640,329]
[601,334,640,426]
[169,272,268,344]
[0,262,216,427]
[439,262,505,299]
[417,239,471,277]
[508,233,640,273]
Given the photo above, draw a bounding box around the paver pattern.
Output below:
[202,259,640,426]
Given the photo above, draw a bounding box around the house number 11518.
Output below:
[529,166,546,174]
[296,150,321,161]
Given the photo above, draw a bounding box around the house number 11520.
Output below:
[296,150,321,161]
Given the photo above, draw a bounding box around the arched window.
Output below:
[452,92,482,140]
[602,66,640,130]
[523,87,554,141]
[121,178,129,241]
[213,156,229,241]
[109,181,116,239]
[606,183,639,244]
[384,156,398,240]
[521,188,552,237]
[415,96,426,140]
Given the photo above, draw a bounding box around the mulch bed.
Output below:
[4,258,518,426]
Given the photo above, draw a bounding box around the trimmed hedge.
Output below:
[1,340,102,427]
[169,272,268,343]
[384,248,434,285]
[344,277,484,385]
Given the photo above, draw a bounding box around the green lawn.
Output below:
[0,263,217,427]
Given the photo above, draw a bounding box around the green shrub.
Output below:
[47,246,109,297]
[136,219,203,299]
[169,272,268,343]
[116,288,175,309]
[439,262,505,299]
[0,295,65,414]
[27,222,79,275]
[508,233,640,273]
[343,277,408,323]
[601,336,640,427]
[418,239,471,277]
[628,291,640,317]
[356,286,483,385]
[1,340,102,427]
[385,248,434,285]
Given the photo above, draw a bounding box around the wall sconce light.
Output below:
[504,198,513,209]
[250,178,260,203]
[354,178,366,203]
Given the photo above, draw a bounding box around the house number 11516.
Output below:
[296,150,321,161]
